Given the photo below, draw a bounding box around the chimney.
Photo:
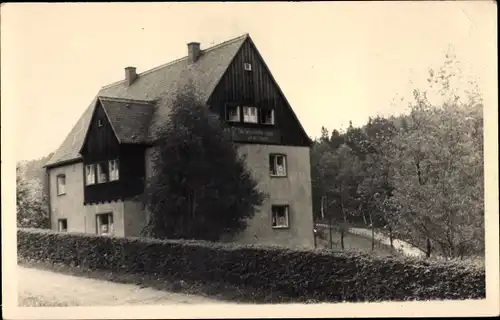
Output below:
[187,42,201,64]
[125,66,137,86]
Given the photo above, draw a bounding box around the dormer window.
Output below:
[261,109,275,125]
[244,62,252,71]
[109,159,119,181]
[243,106,258,123]
[226,105,240,122]
[97,162,109,184]
[85,164,96,185]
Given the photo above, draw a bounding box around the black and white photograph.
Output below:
[2,1,498,319]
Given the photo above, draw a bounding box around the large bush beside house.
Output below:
[17,228,485,302]
[142,85,266,241]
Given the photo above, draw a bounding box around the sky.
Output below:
[1,2,497,161]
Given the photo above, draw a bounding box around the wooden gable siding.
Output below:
[207,38,310,147]
[81,103,146,204]
[83,144,146,205]
[81,102,120,163]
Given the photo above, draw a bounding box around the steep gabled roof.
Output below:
[99,96,156,144]
[45,34,248,168]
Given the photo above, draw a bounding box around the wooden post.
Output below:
[320,196,326,221]
[313,228,317,248]
[329,217,333,249]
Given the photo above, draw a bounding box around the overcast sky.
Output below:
[2,2,496,161]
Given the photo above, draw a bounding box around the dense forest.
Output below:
[310,52,484,260]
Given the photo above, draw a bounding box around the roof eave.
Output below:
[44,157,83,170]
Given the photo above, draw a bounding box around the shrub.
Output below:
[17,228,485,302]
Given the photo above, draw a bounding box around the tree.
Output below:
[330,129,345,150]
[17,163,49,229]
[142,86,267,241]
[385,50,484,259]
[355,116,398,249]
[318,144,362,250]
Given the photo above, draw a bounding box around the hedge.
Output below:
[17,228,485,302]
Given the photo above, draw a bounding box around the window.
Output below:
[56,174,66,195]
[58,219,68,232]
[244,62,252,71]
[85,164,96,185]
[261,109,275,125]
[226,105,240,122]
[96,213,114,235]
[272,205,289,228]
[97,162,109,184]
[109,159,119,181]
[243,106,258,123]
[269,154,287,177]
[98,119,103,127]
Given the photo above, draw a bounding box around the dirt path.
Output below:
[18,266,234,306]
[348,227,425,258]
[315,223,425,257]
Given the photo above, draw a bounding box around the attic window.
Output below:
[244,63,252,71]
[226,105,240,122]
[261,109,275,125]
[98,119,103,127]
[243,106,258,123]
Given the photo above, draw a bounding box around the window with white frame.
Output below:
[261,109,275,125]
[85,164,96,185]
[244,62,252,71]
[243,106,258,123]
[226,105,240,122]
[96,213,114,235]
[56,174,66,195]
[109,159,119,181]
[272,205,289,228]
[58,219,68,232]
[97,162,109,184]
[269,154,287,177]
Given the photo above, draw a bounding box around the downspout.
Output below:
[45,168,52,229]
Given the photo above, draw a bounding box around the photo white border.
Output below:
[2,2,498,318]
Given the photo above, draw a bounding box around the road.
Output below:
[18,266,234,306]
[315,223,426,258]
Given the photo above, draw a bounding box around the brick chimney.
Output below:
[125,66,137,86]
[187,42,201,64]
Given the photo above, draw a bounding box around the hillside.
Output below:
[19,153,53,181]
[17,153,53,198]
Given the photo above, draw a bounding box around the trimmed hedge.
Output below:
[17,228,485,302]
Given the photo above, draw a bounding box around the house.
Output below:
[44,33,315,248]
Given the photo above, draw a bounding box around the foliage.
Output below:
[386,80,484,259]
[17,163,49,229]
[18,228,485,302]
[142,85,266,241]
[311,49,484,259]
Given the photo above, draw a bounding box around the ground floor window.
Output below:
[96,213,114,235]
[58,219,68,232]
[272,205,290,229]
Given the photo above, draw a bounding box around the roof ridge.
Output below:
[98,95,157,105]
[100,33,249,90]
